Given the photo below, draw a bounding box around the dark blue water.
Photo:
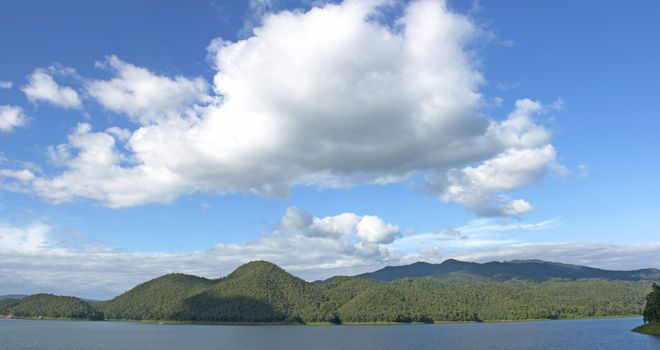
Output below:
[1,317,658,349]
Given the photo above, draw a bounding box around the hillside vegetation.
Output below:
[0,294,102,320]
[100,261,653,323]
[101,273,214,320]
[4,261,657,324]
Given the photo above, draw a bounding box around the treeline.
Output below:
[3,262,655,323]
[0,294,103,320]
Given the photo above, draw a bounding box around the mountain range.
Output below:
[1,259,658,324]
[356,259,660,282]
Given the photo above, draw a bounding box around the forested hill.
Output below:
[356,259,660,282]
[0,294,102,320]
[4,261,660,324]
[102,261,335,323]
[100,261,655,323]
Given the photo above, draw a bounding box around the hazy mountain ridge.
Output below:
[0,294,27,300]
[356,259,660,282]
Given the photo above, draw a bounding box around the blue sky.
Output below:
[0,0,658,299]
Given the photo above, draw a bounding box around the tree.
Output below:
[643,283,660,324]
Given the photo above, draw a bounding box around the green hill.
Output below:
[102,262,338,323]
[0,294,102,320]
[177,261,335,323]
[101,273,215,320]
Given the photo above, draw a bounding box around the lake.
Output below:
[1,317,658,349]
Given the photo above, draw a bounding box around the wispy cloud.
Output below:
[453,242,660,271]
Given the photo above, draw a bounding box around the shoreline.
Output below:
[632,323,660,336]
[2,314,642,326]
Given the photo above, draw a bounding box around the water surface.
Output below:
[1,317,658,349]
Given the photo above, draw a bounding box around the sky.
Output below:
[0,0,658,300]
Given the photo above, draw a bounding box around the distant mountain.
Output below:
[356,259,660,282]
[0,294,27,300]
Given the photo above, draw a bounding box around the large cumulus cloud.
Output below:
[1,0,561,215]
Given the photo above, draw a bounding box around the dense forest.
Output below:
[0,294,103,320]
[101,261,652,323]
[2,261,657,324]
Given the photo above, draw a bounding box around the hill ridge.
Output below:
[356,259,660,282]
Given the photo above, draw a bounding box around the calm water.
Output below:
[1,317,658,350]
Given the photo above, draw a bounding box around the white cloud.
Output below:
[87,56,209,125]
[356,215,400,244]
[0,169,35,182]
[7,0,561,215]
[0,222,51,253]
[0,81,12,89]
[0,105,28,132]
[425,98,559,216]
[104,126,132,142]
[28,123,186,207]
[22,68,82,109]
[278,207,400,244]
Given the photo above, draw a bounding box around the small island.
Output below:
[633,283,660,336]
